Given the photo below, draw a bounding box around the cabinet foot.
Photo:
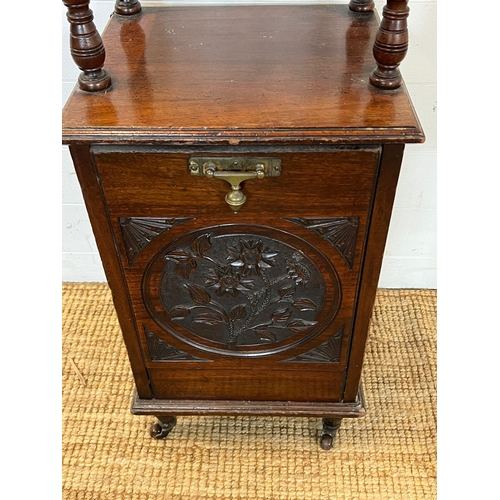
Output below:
[320,417,342,450]
[150,416,177,439]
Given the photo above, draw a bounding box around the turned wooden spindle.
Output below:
[115,0,142,16]
[370,0,409,89]
[349,0,375,12]
[62,0,111,92]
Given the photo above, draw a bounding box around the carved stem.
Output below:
[349,0,375,12]
[62,0,111,92]
[370,0,409,89]
[114,0,142,16]
[235,271,272,339]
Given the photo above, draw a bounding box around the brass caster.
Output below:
[320,417,342,450]
[320,433,335,451]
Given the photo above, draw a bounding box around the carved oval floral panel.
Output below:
[143,225,341,357]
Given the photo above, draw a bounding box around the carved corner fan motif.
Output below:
[282,326,343,363]
[119,217,193,266]
[142,225,342,357]
[284,217,359,269]
[144,326,210,362]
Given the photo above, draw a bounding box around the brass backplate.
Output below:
[188,157,282,177]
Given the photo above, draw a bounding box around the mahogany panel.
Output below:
[68,145,152,397]
[148,365,345,402]
[88,145,381,402]
[343,144,405,401]
[91,147,380,218]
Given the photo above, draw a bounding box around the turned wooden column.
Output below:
[370,0,409,89]
[62,0,111,92]
[115,0,142,16]
[349,0,375,12]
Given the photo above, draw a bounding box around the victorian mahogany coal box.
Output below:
[62,0,424,449]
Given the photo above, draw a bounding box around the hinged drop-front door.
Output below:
[92,146,381,403]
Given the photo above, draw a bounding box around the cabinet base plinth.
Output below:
[131,385,366,418]
[131,386,365,449]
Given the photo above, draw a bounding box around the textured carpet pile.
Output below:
[62,283,436,499]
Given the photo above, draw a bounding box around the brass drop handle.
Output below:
[188,157,282,213]
[205,162,264,212]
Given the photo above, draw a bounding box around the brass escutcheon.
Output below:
[188,157,282,213]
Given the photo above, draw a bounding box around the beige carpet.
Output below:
[62,283,436,499]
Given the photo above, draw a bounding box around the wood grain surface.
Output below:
[92,145,381,401]
[62,5,424,145]
[61,5,423,419]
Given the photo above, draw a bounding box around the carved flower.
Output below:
[205,266,254,296]
[227,240,277,276]
[286,260,311,287]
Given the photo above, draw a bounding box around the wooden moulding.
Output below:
[131,384,366,418]
[62,128,425,147]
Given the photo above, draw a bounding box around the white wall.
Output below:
[62,0,437,287]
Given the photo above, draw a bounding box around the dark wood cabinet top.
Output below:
[62,5,424,146]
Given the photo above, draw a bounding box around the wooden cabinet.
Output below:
[62,1,424,449]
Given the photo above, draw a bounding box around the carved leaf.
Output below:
[278,284,296,300]
[184,284,211,304]
[169,306,190,320]
[255,330,277,343]
[292,298,317,311]
[295,262,311,279]
[165,249,193,262]
[192,312,224,325]
[190,233,212,256]
[272,307,293,323]
[177,260,197,279]
[287,319,318,333]
[230,304,247,321]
